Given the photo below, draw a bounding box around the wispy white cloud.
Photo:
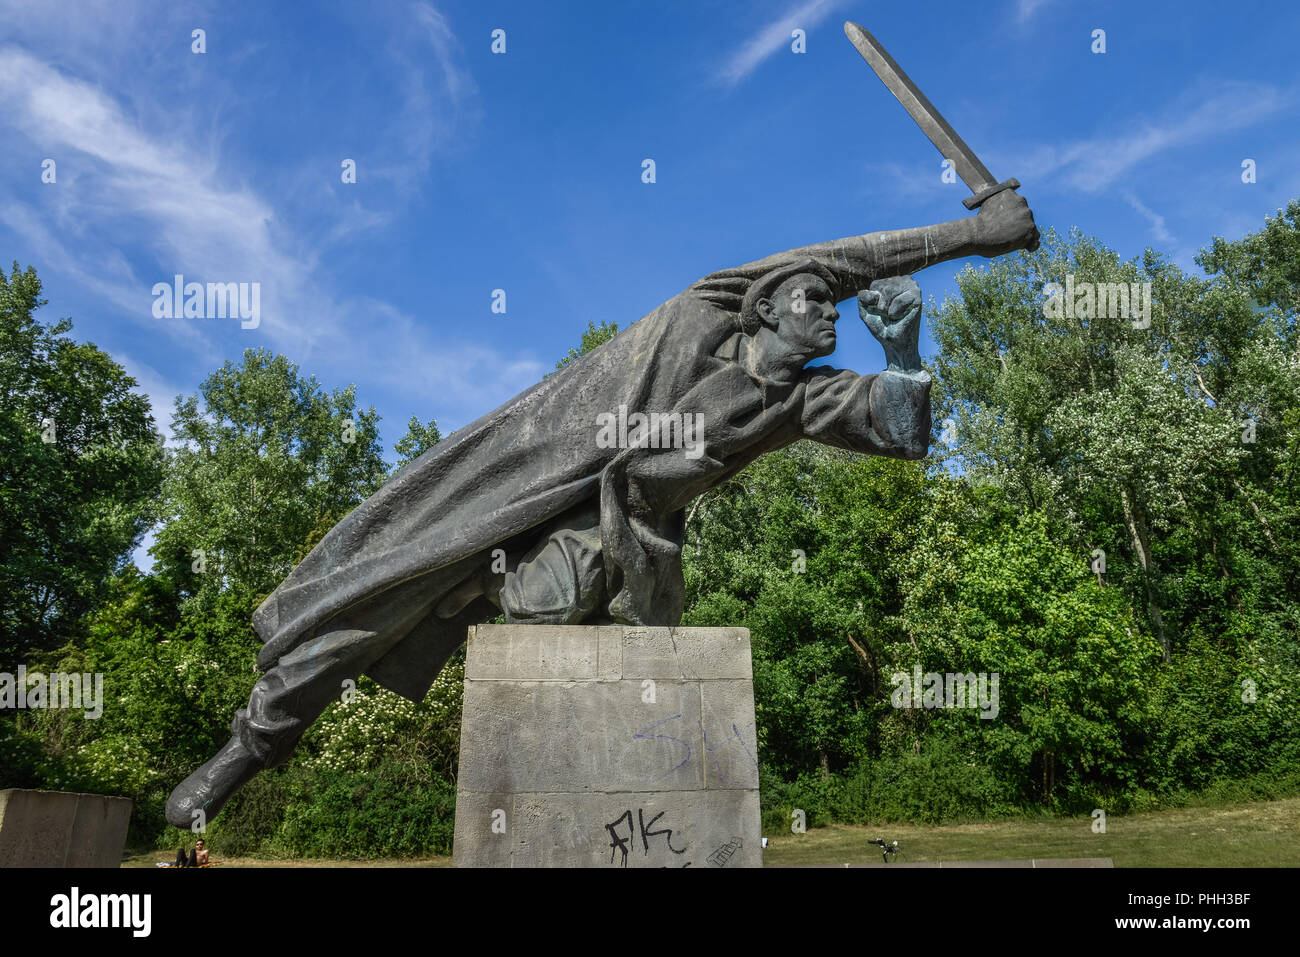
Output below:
[0,2,528,433]
[111,351,188,447]
[1122,192,1174,245]
[0,45,315,350]
[855,160,958,204]
[1014,0,1055,24]
[0,199,185,332]
[1012,80,1292,195]
[716,0,848,87]
[415,3,474,106]
[346,299,547,420]
[365,1,481,185]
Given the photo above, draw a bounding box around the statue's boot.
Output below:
[165,737,262,829]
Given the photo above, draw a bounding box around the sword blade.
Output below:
[844,21,997,194]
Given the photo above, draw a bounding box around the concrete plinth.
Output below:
[453,625,762,868]
[0,789,133,867]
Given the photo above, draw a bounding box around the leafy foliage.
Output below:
[5,201,1300,854]
[0,263,165,658]
[554,319,620,371]
[149,348,386,614]
[393,415,441,469]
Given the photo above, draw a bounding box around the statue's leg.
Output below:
[498,524,605,624]
[165,580,439,829]
[233,621,414,768]
[434,502,606,625]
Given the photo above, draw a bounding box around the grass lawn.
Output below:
[122,851,452,868]
[121,796,1300,868]
[761,796,1300,867]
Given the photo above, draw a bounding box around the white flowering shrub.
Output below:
[301,656,464,777]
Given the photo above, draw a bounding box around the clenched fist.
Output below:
[859,275,922,373]
[973,189,1040,257]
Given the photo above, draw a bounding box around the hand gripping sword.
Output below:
[845,20,1032,239]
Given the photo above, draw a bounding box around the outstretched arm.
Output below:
[800,366,931,460]
[696,191,1039,304]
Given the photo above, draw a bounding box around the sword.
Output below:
[844,21,1026,217]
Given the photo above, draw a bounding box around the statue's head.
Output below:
[751,271,839,361]
[738,260,839,359]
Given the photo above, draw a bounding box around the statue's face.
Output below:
[760,274,839,360]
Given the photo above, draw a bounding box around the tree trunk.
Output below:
[1120,486,1169,661]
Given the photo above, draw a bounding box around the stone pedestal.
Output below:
[0,789,133,867]
[453,625,762,868]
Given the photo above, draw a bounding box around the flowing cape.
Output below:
[253,240,892,702]
[252,285,742,701]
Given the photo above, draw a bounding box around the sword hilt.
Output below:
[962,177,1020,210]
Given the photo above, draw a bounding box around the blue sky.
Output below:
[1,0,1297,566]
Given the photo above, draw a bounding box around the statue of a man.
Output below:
[166,190,1038,828]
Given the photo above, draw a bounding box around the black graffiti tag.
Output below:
[605,807,688,866]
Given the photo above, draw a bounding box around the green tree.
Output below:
[684,442,929,778]
[554,320,620,371]
[927,227,1294,660]
[1197,198,1300,319]
[150,348,386,612]
[895,493,1159,808]
[0,263,165,658]
[921,214,1300,805]
[1193,201,1300,598]
[393,415,441,469]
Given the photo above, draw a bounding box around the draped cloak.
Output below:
[250,235,933,702]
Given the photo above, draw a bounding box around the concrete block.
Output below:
[450,792,516,868]
[459,679,705,793]
[621,626,752,679]
[1030,857,1114,868]
[465,624,603,680]
[513,790,760,868]
[0,789,132,868]
[943,858,1033,868]
[455,625,761,867]
[699,679,761,790]
[596,626,623,681]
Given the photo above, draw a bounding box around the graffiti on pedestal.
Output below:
[706,837,743,867]
[631,713,759,786]
[604,807,689,867]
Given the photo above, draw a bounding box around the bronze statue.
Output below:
[165,21,1039,829]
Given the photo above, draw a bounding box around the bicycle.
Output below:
[868,838,902,863]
